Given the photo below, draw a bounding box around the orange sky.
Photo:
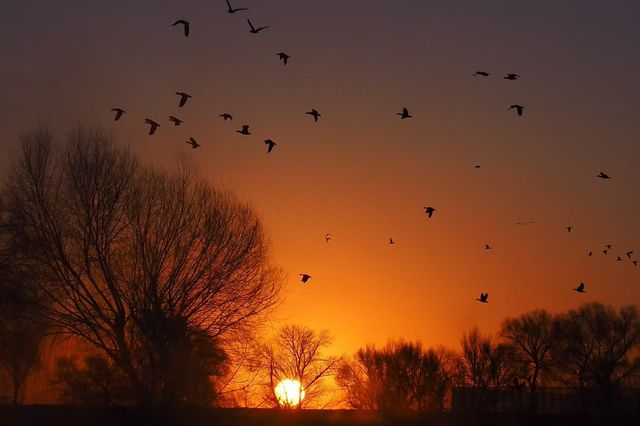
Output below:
[1,0,639,356]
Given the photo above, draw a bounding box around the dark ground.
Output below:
[1,406,639,426]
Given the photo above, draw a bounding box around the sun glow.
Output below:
[274,379,305,407]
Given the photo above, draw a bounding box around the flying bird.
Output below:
[237,125,251,135]
[606,244,613,250]
[474,165,481,170]
[473,71,490,77]
[484,244,492,250]
[299,274,311,284]
[169,116,183,126]
[247,18,269,34]
[617,256,623,262]
[144,119,160,135]
[573,282,585,293]
[306,109,321,122]
[264,139,276,153]
[603,249,609,255]
[397,107,412,119]
[509,104,524,116]
[516,221,536,226]
[185,137,200,149]
[633,260,638,267]
[277,52,290,65]
[389,238,395,245]
[504,73,520,80]
[225,0,248,13]
[111,108,125,121]
[476,293,489,303]
[171,20,190,37]
[626,251,634,258]
[423,206,436,218]
[176,92,192,107]
[566,226,573,233]
[325,234,332,243]
[597,171,611,179]
[588,250,593,256]
[219,113,233,121]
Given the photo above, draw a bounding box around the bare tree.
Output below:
[337,341,455,411]
[554,303,640,413]
[2,126,284,405]
[254,324,342,408]
[501,310,558,411]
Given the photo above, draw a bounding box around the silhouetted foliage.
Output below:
[2,126,283,406]
[253,324,341,408]
[52,355,132,405]
[0,249,48,404]
[553,302,640,413]
[457,327,522,392]
[337,341,456,411]
[501,310,558,411]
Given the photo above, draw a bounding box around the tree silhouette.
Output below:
[2,126,284,406]
[0,248,48,404]
[253,324,341,408]
[553,303,640,413]
[52,355,132,405]
[501,310,558,411]
[337,341,456,411]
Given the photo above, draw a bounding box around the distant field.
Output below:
[1,406,638,426]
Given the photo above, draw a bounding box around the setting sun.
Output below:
[274,379,305,407]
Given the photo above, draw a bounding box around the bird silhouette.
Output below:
[617,256,623,262]
[226,0,248,13]
[476,293,489,303]
[474,165,481,170]
[237,125,251,135]
[573,282,585,293]
[389,237,395,245]
[299,274,311,283]
[597,172,611,179]
[111,108,125,121]
[144,119,160,135]
[325,234,332,243]
[516,221,536,226]
[169,116,183,126]
[219,113,233,121]
[566,226,573,232]
[473,71,490,77]
[397,107,412,119]
[484,244,492,250]
[306,109,321,122]
[176,92,192,107]
[626,251,634,258]
[185,137,200,149]
[588,250,593,256]
[606,244,613,250]
[171,20,190,37]
[509,104,524,116]
[277,52,290,65]
[264,139,276,153]
[247,18,269,34]
[633,260,638,267]
[603,249,609,255]
[424,206,435,218]
[504,73,520,80]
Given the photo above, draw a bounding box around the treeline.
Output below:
[336,304,640,413]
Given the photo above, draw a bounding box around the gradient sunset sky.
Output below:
[1,0,639,354]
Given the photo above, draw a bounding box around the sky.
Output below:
[1,0,640,355]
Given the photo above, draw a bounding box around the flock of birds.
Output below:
[105,1,636,305]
